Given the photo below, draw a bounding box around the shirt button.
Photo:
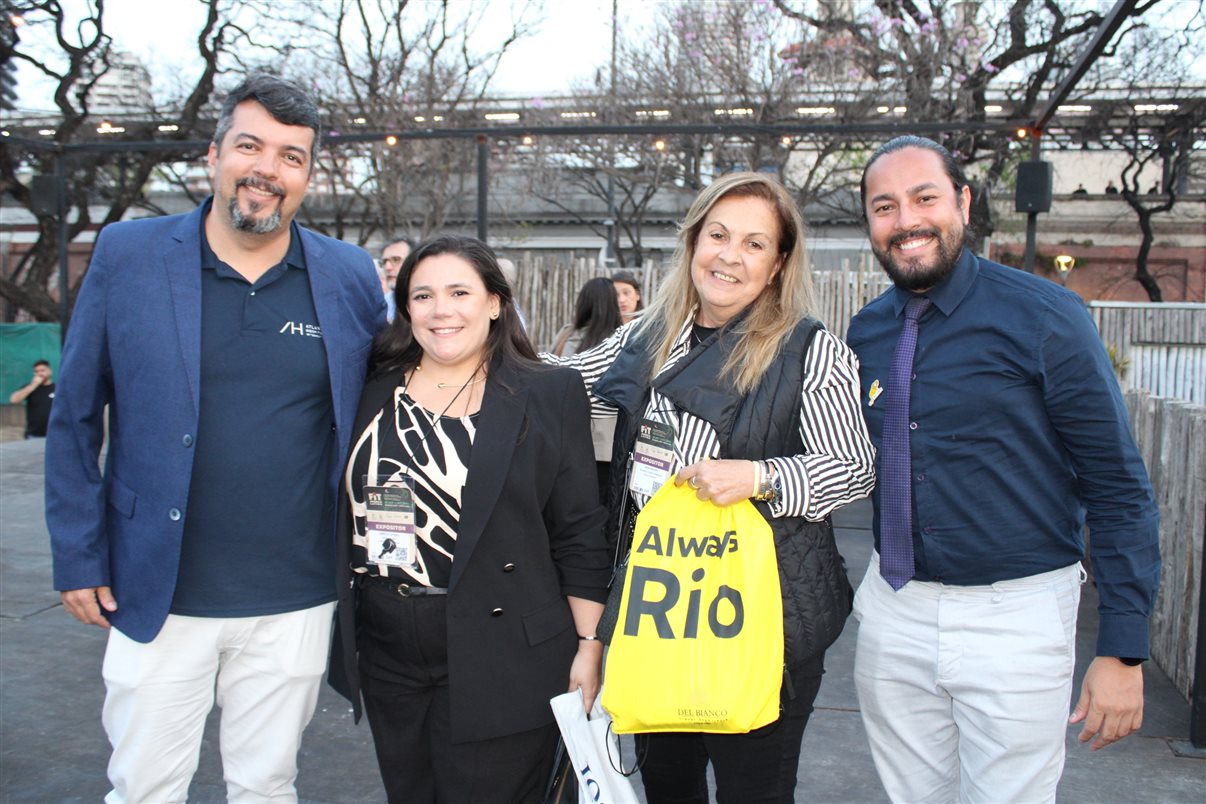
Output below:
[182,434,194,447]
[249,291,256,296]
[502,563,516,573]
[923,526,933,535]
[909,422,918,430]
[168,508,182,521]
[911,373,917,380]
[491,607,504,617]
[916,473,925,482]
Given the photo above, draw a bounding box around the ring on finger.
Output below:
[689,476,700,489]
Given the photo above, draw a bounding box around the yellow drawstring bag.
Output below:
[601,481,784,734]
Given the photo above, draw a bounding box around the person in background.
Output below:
[8,359,55,439]
[328,235,610,803]
[381,237,414,321]
[846,135,1159,803]
[1105,180,1119,194]
[1072,183,1088,195]
[547,172,875,803]
[612,269,643,323]
[551,276,624,501]
[497,257,528,331]
[44,74,385,802]
[552,277,623,357]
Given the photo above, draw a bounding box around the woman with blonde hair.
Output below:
[546,172,875,803]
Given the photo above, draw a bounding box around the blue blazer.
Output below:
[45,203,386,643]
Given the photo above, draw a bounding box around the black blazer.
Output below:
[328,357,611,743]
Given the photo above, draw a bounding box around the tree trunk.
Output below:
[1133,208,1163,302]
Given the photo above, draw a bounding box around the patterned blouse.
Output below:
[345,384,478,587]
[544,317,876,521]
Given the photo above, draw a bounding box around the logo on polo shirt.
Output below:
[280,321,323,339]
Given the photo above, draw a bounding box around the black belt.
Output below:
[355,573,449,597]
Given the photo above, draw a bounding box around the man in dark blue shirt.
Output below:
[846,136,1160,803]
[46,75,385,801]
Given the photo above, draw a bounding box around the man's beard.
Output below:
[872,226,964,291]
[227,178,284,234]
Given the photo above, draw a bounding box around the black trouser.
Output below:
[637,656,826,804]
[356,582,559,804]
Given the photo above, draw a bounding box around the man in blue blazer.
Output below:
[45,75,385,802]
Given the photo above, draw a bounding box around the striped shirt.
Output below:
[544,316,876,521]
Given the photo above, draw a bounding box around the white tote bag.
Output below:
[549,689,639,804]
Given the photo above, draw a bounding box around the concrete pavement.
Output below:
[2,437,1203,802]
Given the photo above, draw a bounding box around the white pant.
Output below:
[101,602,335,804]
[853,555,1084,804]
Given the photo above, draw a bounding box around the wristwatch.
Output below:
[1118,657,1145,667]
[754,461,782,505]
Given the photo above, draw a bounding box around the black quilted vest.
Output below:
[595,316,853,665]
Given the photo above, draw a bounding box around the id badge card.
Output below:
[363,475,417,569]
[629,419,675,498]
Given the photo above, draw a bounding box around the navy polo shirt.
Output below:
[846,249,1160,658]
[171,207,336,617]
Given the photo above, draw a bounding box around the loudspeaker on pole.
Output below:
[1015,161,1053,213]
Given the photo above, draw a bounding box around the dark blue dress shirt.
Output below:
[846,249,1160,659]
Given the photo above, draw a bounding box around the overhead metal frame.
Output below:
[8,0,1191,337]
[7,116,1038,338]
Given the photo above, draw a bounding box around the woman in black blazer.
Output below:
[328,236,610,803]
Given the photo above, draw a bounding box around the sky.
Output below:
[13,0,628,108]
[13,0,1204,110]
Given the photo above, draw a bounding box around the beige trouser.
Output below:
[854,555,1084,804]
[101,602,335,804]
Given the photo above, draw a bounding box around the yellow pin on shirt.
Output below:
[868,379,883,407]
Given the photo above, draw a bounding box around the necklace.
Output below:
[414,363,487,390]
[690,322,718,349]
[397,362,484,446]
[386,361,485,488]
[436,376,485,389]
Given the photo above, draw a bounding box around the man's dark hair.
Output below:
[212,74,322,166]
[860,135,970,217]
[860,135,976,246]
[33,360,50,369]
[386,236,416,250]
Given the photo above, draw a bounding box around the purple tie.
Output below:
[879,296,932,591]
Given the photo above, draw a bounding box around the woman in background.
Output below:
[552,276,624,357]
[551,276,624,499]
[612,269,643,323]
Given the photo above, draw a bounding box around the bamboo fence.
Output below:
[512,252,891,350]
[1126,389,1206,701]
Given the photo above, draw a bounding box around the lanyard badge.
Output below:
[629,419,675,498]
[363,475,417,569]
